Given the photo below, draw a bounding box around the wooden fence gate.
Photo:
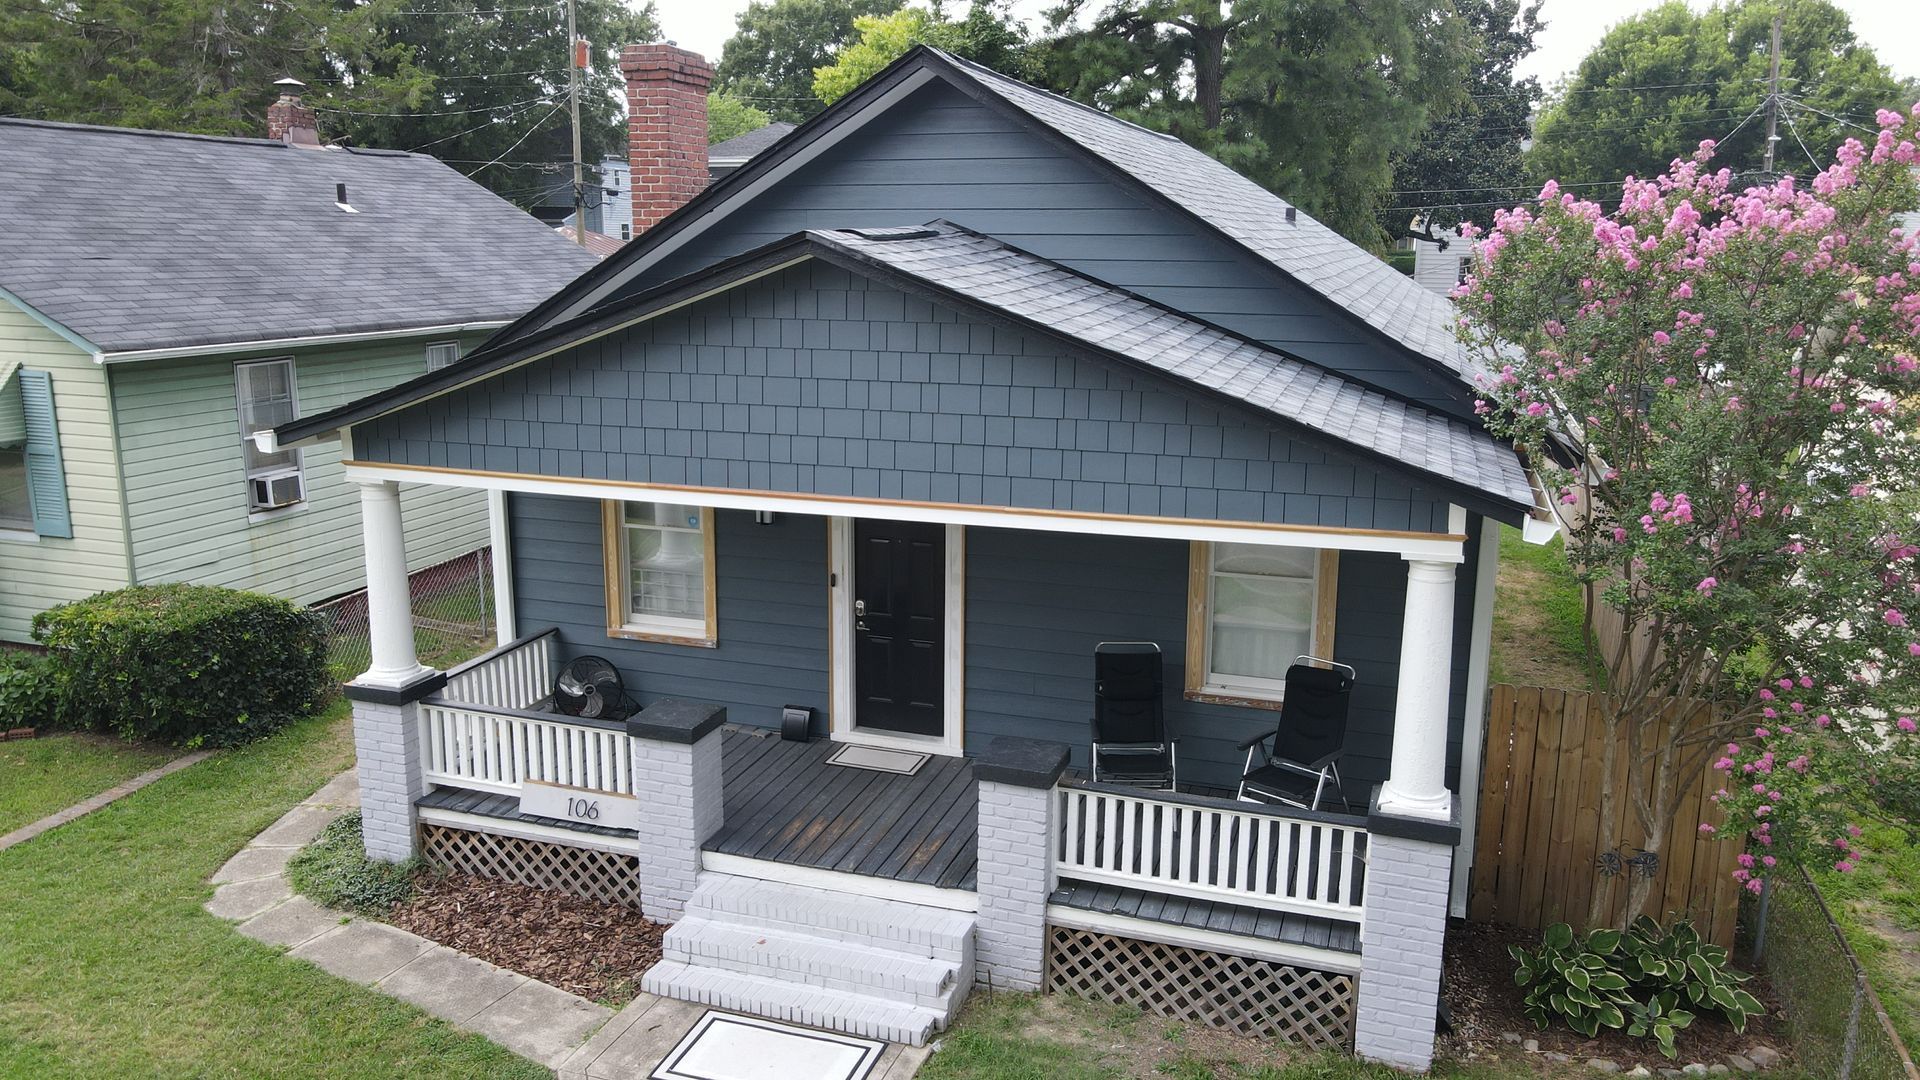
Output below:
[1468,684,1743,947]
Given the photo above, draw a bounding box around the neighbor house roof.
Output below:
[707,121,797,165]
[555,225,627,259]
[487,48,1479,392]
[0,118,600,355]
[273,222,1531,517]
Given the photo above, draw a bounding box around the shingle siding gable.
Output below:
[619,82,1475,420]
[354,261,1456,533]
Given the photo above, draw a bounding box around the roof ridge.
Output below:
[925,47,1186,146]
[0,116,421,158]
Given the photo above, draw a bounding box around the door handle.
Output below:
[855,598,869,631]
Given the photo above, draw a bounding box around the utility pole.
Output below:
[1762,13,1782,175]
[567,0,586,246]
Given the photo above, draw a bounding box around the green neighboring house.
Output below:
[0,115,599,642]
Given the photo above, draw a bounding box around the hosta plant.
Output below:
[1625,993,1696,1059]
[1621,915,1764,1034]
[1510,923,1635,1037]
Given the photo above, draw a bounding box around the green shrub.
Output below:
[286,814,419,915]
[0,648,63,728]
[1511,923,1635,1038]
[1620,914,1764,1034]
[1513,916,1763,1058]
[33,584,328,748]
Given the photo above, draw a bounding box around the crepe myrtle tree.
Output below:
[1455,106,1920,924]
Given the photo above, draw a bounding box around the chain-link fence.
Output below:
[1756,867,1918,1080]
[315,548,496,682]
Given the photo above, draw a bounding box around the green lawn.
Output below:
[0,733,176,835]
[1810,820,1920,1052]
[923,993,1559,1080]
[1488,526,1596,691]
[0,701,546,1079]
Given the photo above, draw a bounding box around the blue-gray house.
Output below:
[269,44,1547,1071]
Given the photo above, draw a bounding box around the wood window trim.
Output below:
[1184,542,1339,711]
[601,499,719,647]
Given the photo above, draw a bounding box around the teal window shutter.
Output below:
[19,369,72,538]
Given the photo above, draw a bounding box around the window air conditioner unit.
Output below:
[251,472,305,509]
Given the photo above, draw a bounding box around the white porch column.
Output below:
[1379,557,1457,820]
[973,736,1069,992]
[346,478,442,863]
[358,479,427,687]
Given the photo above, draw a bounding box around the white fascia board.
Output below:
[96,321,510,365]
[342,459,1470,559]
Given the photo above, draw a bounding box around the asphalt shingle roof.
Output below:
[821,223,1528,507]
[708,122,797,162]
[936,52,1482,385]
[0,118,600,353]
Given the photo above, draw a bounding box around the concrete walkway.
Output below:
[208,770,929,1078]
[0,749,210,853]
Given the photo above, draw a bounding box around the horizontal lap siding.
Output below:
[634,84,1471,419]
[356,264,1455,534]
[509,494,829,729]
[963,527,1452,793]
[0,304,130,641]
[112,337,489,603]
[504,498,1478,796]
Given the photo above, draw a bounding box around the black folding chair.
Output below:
[1089,642,1177,789]
[1236,657,1355,811]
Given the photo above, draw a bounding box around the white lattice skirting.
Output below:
[419,823,644,909]
[1045,925,1355,1049]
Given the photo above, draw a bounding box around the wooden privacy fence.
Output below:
[1469,684,1743,947]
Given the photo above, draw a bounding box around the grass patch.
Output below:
[921,992,1570,1079]
[0,700,546,1079]
[0,733,176,835]
[1810,819,1920,1051]
[286,814,419,916]
[1489,526,1597,691]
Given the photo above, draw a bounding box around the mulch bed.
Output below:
[386,870,662,1004]
[1439,919,1794,1073]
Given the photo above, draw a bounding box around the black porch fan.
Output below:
[551,655,638,721]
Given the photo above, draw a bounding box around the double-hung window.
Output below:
[235,358,305,512]
[604,500,716,645]
[1186,542,1337,705]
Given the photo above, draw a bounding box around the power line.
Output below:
[465,103,565,176]
[400,95,560,148]
[316,94,556,117]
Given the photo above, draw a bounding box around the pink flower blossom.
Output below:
[1899,717,1918,733]
[1697,576,1718,593]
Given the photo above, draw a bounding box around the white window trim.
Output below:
[602,500,717,646]
[424,340,462,372]
[1184,543,1339,709]
[0,446,32,537]
[235,357,306,518]
[828,516,966,756]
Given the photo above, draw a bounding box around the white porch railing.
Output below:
[441,627,557,710]
[420,628,635,798]
[1054,780,1368,923]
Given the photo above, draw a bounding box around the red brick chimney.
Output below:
[619,44,713,234]
[267,77,320,147]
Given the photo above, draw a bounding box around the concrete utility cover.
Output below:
[650,1013,884,1080]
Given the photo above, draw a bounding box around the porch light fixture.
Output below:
[754,510,777,525]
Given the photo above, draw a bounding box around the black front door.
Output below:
[854,519,945,736]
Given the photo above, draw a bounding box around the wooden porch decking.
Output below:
[705,729,979,891]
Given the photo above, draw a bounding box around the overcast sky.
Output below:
[648,0,1919,87]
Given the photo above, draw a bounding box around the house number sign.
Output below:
[520,781,641,832]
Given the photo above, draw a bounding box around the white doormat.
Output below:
[649,1012,885,1080]
[825,743,930,776]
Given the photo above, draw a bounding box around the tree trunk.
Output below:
[1192,24,1227,130]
